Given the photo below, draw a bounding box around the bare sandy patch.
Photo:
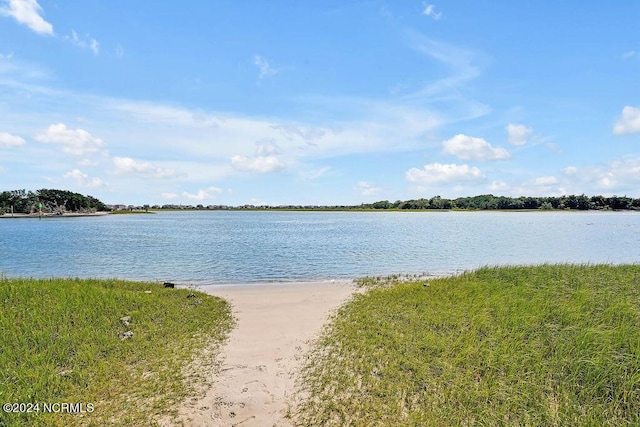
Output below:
[168,280,355,427]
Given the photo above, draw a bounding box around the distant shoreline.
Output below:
[0,212,110,219]
[3,209,636,220]
[149,207,639,213]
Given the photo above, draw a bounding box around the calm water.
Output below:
[1,210,639,284]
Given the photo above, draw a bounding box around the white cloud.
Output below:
[0,0,53,35]
[161,192,177,199]
[622,50,637,60]
[182,187,223,201]
[551,157,640,196]
[534,176,558,186]
[597,173,616,190]
[506,124,532,146]
[254,55,277,79]
[63,168,104,188]
[256,141,281,156]
[63,169,84,180]
[354,181,381,197]
[35,123,107,156]
[599,158,640,191]
[231,141,286,174]
[231,155,285,173]
[442,134,510,161]
[422,3,442,20]
[489,180,509,191]
[115,44,124,58]
[66,30,99,55]
[112,156,176,178]
[563,157,640,193]
[613,106,640,135]
[406,163,485,185]
[0,131,26,147]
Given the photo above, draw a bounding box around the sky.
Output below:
[0,1,639,206]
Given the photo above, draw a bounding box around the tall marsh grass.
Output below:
[295,264,640,426]
[0,277,233,426]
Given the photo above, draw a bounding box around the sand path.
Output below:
[173,281,355,427]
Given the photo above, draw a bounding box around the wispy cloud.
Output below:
[182,186,223,201]
[622,50,637,60]
[254,55,277,80]
[354,181,382,197]
[405,33,484,99]
[300,166,331,180]
[66,30,100,55]
[256,141,281,156]
[489,180,509,191]
[534,176,558,186]
[573,157,640,193]
[422,3,442,20]
[2,2,101,57]
[0,0,53,35]
[545,142,562,154]
[0,54,55,87]
[521,157,640,197]
[112,156,176,179]
[105,95,443,162]
[0,65,454,202]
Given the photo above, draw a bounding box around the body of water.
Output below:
[1,210,639,284]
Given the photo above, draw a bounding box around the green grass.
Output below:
[0,278,233,427]
[295,264,640,426]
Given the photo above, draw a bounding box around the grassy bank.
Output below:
[0,278,233,427]
[108,210,155,215]
[295,265,640,426]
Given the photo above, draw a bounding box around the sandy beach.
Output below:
[169,280,356,427]
[0,212,110,219]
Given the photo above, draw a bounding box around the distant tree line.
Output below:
[0,189,109,215]
[148,194,640,211]
[5,189,637,214]
[361,194,640,211]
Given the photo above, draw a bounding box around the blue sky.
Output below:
[0,1,639,205]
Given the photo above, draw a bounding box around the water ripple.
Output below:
[1,210,639,284]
